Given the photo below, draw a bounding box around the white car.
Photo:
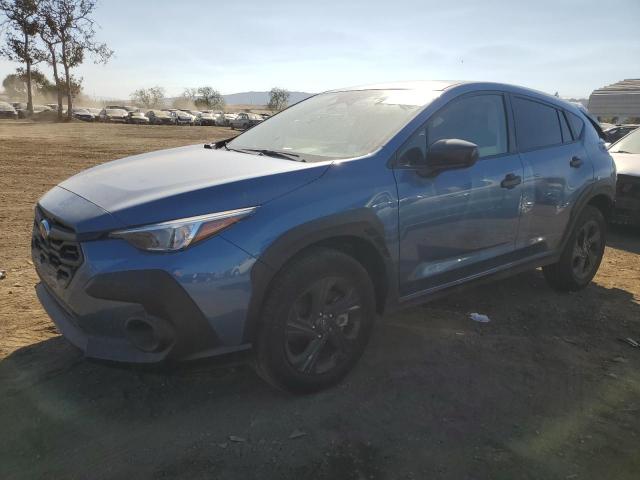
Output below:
[608,127,640,225]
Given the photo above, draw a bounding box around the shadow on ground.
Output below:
[608,225,640,255]
[2,247,640,479]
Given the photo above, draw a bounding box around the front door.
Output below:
[394,93,524,297]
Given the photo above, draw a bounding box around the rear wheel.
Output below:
[255,248,376,393]
[543,205,606,291]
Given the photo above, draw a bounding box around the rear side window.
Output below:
[558,111,573,142]
[566,111,585,139]
[512,97,562,150]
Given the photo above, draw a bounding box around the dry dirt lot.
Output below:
[0,121,639,480]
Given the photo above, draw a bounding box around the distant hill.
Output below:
[223,91,313,106]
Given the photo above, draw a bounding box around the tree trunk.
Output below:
[61,41,72,121]
[25,32,33,116]
[48,44,63,121]
[64,63,72,120]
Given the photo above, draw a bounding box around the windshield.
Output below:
[227,89,436,161]
[106,109,126,115]
[609,127,640,154]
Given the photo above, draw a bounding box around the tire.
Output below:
[543,205,606,291]
[254,248,376,393]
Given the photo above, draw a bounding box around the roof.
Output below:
[588,79,640,117]
[329,80,465,92]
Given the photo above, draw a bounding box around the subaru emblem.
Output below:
[39,219,51,240]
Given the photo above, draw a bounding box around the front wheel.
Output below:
[543,205,606,291]
[254,248,376,393]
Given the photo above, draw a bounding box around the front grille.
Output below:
[617,175,640,199]
[32,207,83,288]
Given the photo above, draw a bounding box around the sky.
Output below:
[1,0,639,99]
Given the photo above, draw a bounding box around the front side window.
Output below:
[513,97,563,150]
[426,94,508,158]
[397,94,508,166]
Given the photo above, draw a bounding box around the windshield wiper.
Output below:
[203,137,237,150]
[610,150,633,154]
[242,149,305,162]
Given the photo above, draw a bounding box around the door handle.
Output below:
[500,173,522,189]
[570,156,583,168]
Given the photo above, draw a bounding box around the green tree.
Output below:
[36,2,64,118]
[41,0,112,120]
[195,86,224,110]
[130,86,165,109]
[0,0,41,115]
[267,87,289,111]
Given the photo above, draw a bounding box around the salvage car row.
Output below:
[0,101,269,129]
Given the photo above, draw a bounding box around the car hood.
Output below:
[59,144,330,228]
[610,152,640,176]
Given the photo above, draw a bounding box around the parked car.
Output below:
[0,101,18,119]
[11,102,28,118]
[223,113,237,126]
[11,103,54,118]
[604,124,639,144]
[99,108,128,123]
[105,105,137,113]
[86,108,102,117]
[172,110,195,125]
[31,81,615,393]
[213,112,226,126]
[127,110,150,124]
[32,105,58,121]
[608,127,640,225]
[146,110,174,125]
[195,112,216,126]
[230,112,263,130]
[72,108,95,122]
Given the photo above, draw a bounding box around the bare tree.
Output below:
[268,87,289,111]
[42,0,112,120]
[0,0,41,115]
[130,86,165,109]
[196,86,224,110]
[171,87,197,109]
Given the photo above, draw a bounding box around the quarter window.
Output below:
[566,111,585,139]
[512,97,562,150]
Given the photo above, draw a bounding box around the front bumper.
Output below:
[33,193,259,363]
[612,175,640,226]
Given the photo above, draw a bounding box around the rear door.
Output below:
[511,96,593,255]
[394,92,524,297]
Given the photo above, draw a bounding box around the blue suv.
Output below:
[32,81,616,392]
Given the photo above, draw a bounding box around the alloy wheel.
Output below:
[571,219,602,279]
[284,277,362,375]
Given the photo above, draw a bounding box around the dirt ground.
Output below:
[0,121,639,480]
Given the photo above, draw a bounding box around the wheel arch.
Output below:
[242,209,397,344]
[559,181,615,252]
[587,192,613,221]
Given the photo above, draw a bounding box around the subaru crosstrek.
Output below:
[32,81,616,392]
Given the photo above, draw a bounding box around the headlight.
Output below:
[110,207,256,252]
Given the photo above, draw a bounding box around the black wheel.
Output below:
[255,248,376,393]
[543,205,606,291]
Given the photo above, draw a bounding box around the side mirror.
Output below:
[424,139,479,172]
